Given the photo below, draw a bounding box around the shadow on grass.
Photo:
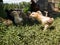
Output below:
[49,26,55,30]
[23,20,40,26]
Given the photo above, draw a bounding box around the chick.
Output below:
[3,19,13,26]
[30,11,54,30]
[11,11,23,25]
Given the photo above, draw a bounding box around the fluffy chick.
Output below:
[11,11,23,25]
[3,19,13,26]
[30,11,54,30]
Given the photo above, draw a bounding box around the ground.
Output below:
[0,14,60,45]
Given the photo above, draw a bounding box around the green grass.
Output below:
[0,15,60,45]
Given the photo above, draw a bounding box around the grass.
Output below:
[0,14,60,45]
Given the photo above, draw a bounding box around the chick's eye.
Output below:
[32,14,34,15]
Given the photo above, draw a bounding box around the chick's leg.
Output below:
[43,24,49,31]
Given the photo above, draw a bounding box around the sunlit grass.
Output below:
[0,16,60,45]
